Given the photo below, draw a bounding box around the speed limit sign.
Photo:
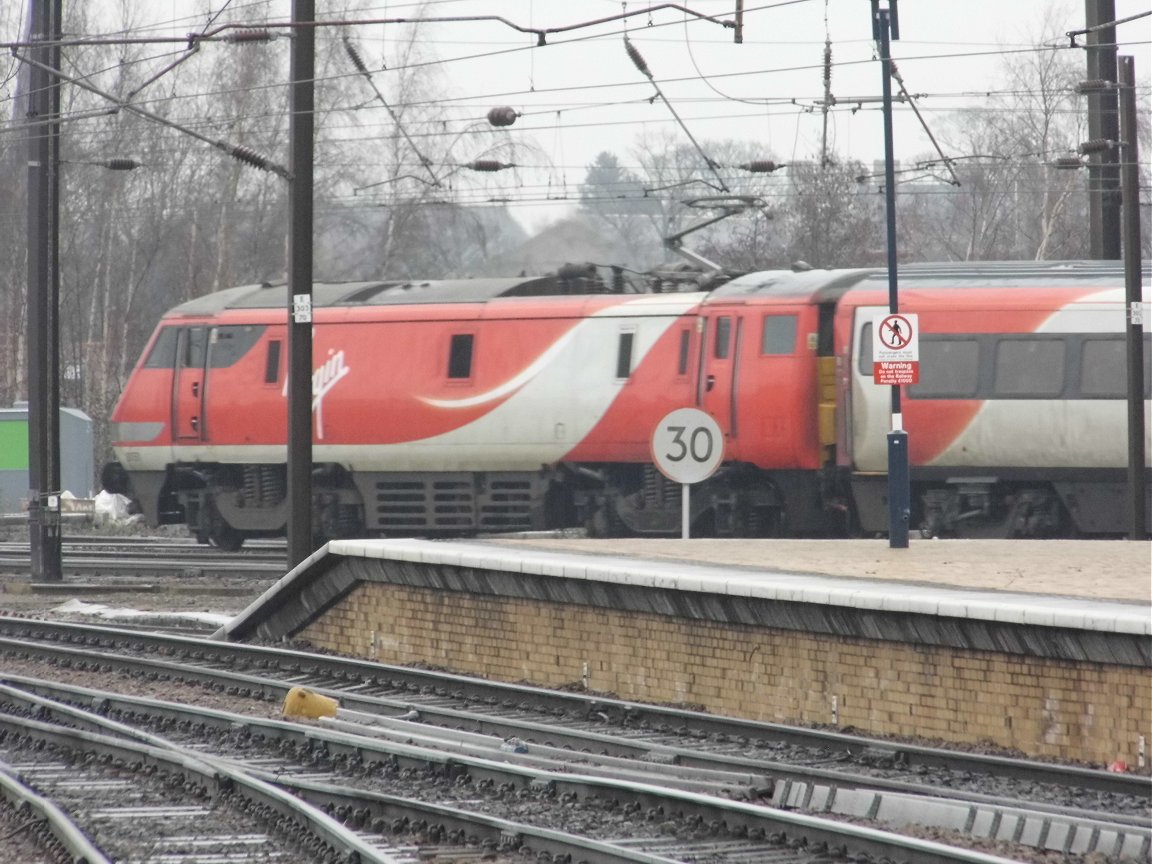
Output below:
[651,408,725,484]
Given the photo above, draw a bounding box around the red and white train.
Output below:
[104,261,1151,547]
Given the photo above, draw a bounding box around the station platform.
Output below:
[216,538,1151,765]
[478,536,1152,603]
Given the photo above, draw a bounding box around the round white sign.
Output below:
[651,408,725,484]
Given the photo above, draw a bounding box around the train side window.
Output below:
[143,327,178,369]
[208,325,266,368]
[616,331,635,379]
[677,329,691,375]
[1079,335,1152,398]
[1079,338,1124,397]
[182,327,207,369]
[713,317,731,359]
[760,315,798,355]
[857,323,873,376]
[993,338,1065,396]
[264,340,282,384]
[448,333,474,379]
[910,338,980,398]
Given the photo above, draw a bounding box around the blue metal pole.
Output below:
[877,6,909,548]
[288,0,316,568]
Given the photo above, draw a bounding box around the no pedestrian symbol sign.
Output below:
[873,312,919,385]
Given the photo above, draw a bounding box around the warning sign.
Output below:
[873,312,919,385]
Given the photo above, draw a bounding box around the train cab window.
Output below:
[143,327,178,369]
[910,337,980,398]
[208,325,266,368]
[448,333,474,379]
[616,331,635,379]
[760,315,797,355]
[713,317,732,359]
[264,340,282,384]
[993,338,1065,396]
[181,327,207,369]
[677,329,691,375]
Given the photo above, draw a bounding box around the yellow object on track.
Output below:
[282,686,339,719]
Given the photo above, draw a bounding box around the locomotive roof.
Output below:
[867,260,1140,289]
[709,260,1142,304]
[165,275,612,316]
[168,261,1147,319]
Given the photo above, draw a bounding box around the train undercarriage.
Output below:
[102,460,1144,548]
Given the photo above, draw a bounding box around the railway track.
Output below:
[0,536,287,579]
[0,698,511,864]
[0,616,1147,862]
[0,674,1048,864]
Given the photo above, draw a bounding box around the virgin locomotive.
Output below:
[104,261,1151,547]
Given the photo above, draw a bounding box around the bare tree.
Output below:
[898,13,1090,261]
[317,10,526,279]
[579,132,786,271]
[2,0,523,472]
[781,156,884,268]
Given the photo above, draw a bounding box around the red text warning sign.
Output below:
[873,360,919,385]
[872,313,919,385]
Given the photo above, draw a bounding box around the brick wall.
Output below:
[298,581,1150,766]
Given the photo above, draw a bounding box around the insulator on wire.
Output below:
[465,160,512,172]
[1052,157,1085,170]
[343,38,368,74]
[624,39,651,78]
[230,145,270,171]
[487,106,518,127]
[103,158,140,171]
[740,160,781,174]
[1075,78,1114,94]
[224,29,274,43]
[1078,139,1114,155]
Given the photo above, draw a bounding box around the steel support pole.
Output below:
[1117,56,1147,539]
[1084,0,1121,259]
[287,0,315,569]
[25,0,62,581]
[877,7,909,548]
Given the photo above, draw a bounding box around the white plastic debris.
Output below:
[93,489,137,524]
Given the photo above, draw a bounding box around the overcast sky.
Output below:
[6,1,1150,230]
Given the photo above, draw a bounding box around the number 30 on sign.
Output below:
[651,408,725,485]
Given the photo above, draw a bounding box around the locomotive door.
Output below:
[172,326,208,441]
[697,311,743,438]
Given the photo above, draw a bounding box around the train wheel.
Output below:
[100,462,131,496]
[208,522,244,552]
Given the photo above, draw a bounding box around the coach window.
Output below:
[448,333,474,379]
[993,338,1065,397]
[616,331,635,379]
[1080,338,1124,398]
[910,337,980,398]
[714,316,732,359]
[760,314,797,355]
[857,323,873,376]
[1082,335,1152,398]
